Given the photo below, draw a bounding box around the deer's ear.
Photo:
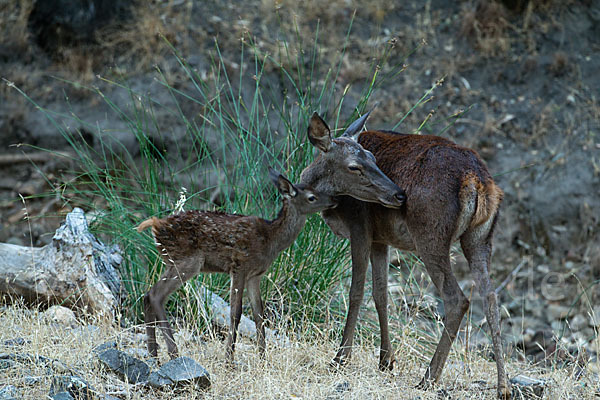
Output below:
[269,168,297,198]
[308,112,332,153]
[341,109,372,141]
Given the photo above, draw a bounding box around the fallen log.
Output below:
[0,208,123,321]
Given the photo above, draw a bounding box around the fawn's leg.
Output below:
[145,262,195,359]
[247,274,266,355]
[370,242,394,371]
[226,272,245,362]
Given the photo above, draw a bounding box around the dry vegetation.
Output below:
[1,0,600,398]
[1,302,598,399]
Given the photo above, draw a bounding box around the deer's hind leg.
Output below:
[247,274,266,356]
[461,219,510,399]
[145,257,200,359]
[407,204,469,389]
[416,249,469,388]
[226,271,246,363]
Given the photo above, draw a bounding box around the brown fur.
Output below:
[300,112,510,399]
[139,174,336,362]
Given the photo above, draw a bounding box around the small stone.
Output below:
[334,381,350,393]
[546,304,570,321]
[0,359,15,370]
[44,306,79,328]
[24,376,42,385]
[570,314,587,331]
[589,306,600,327]
[2,338,30,347]
[72,325,101,341]
[98,349,150,384]
[510,374,546,399]
[50,392,74,400]
[0,385,19,400]
[49,375,93,400]
[147,356,210,390]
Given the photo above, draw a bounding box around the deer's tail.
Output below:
[472,177,503,228]
[136,217,158,233]
[459,173,503,230]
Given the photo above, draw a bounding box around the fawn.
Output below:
[137,168,336,361]
[300,112,510,399]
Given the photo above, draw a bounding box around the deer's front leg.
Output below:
[332,226,371,368]
[370,242,394,371]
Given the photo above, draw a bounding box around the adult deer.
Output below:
[300,112,510,399]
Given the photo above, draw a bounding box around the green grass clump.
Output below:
[11,20,420,335]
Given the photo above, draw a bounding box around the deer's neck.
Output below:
[267,201,306,256]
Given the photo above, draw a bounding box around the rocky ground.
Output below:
[1,303,597,399]
[1,0,599,383]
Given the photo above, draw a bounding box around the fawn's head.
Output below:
[300,112,406,208]
[269,168,337,214]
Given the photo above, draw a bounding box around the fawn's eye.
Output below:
[348,165,362,174]
[307,195,317,203]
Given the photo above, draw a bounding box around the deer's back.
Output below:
[358,131,501,244]
[359,131,493,191]
[153,210,269,272]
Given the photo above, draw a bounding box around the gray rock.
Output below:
[0,358,15,370]
[93,341,117,355]
[0,385,18,400]
[546,304,570,321]
[510,374,546,399]
[49,375,94,400]
[334,381,350,393]
[589,306,600,327]
[72,325,101,341]
[0,352,52,367]
[51,392,74,400]
[98,349,149,383]
[24,375,42,385]
[147,356,210,390]
[570,314,587,331]
[5,237,24,246]
[2,337,30,347]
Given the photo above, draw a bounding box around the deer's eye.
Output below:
[307,195,317,203]
[348,165,362,173]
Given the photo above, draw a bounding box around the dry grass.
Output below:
[1,303,598,399]
[460,1,512,56]
[0,0,33,51]
[96,0,195,75]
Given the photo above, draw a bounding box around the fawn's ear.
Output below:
[269,167,297,198]
[341,109,373,141]
[308,112,332,153]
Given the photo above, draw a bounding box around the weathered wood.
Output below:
[0,208,122,321]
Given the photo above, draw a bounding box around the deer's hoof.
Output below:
[328,358,346,372]
[415,378,433,391]
[378,354,395,372]
[497,385,511,399]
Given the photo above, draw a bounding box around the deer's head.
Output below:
[300,112,406,208]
